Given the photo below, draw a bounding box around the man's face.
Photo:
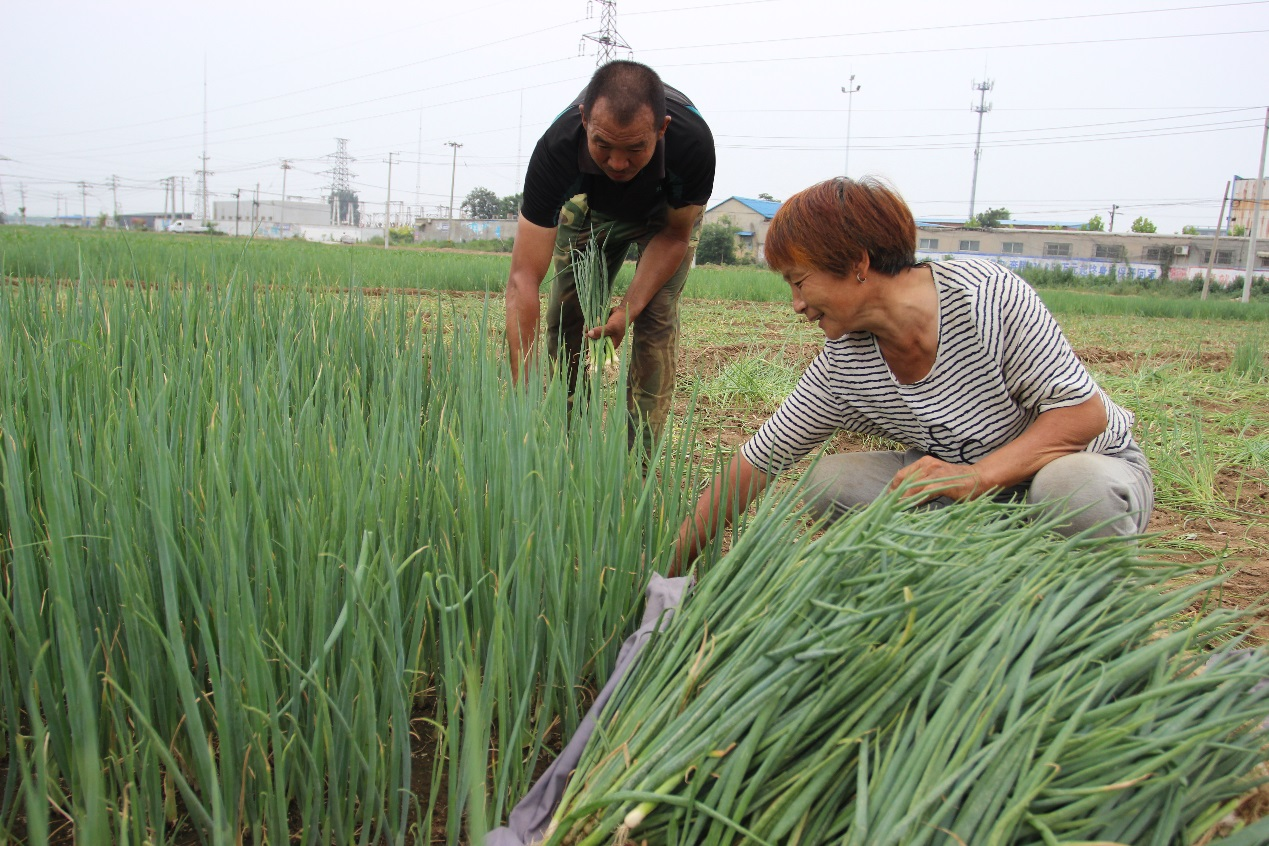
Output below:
[579,98,671,183]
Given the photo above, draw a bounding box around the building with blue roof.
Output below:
[703,196,783,261]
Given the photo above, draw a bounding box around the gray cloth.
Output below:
[803,440,1154,538]
[486,573,689,846]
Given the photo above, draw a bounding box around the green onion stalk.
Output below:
[544,490,1269,846]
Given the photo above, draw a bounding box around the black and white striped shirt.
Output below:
[742,258,1134,475]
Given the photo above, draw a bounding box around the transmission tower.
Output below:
[967,79,993,222]
[196,155,214,224]
[580,0,632,65]
[324,138,357,225]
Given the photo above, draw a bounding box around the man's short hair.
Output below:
[582,60,667,126]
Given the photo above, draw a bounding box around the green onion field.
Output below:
[2,227,1268,844]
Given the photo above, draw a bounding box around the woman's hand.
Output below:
[888,456,986,504]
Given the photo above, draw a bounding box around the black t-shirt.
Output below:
[520,85,716,228]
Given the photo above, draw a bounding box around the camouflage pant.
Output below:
[545,194,701,453]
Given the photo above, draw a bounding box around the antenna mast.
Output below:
[967,78,994,222]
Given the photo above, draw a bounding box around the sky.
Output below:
[3,0,1267,233]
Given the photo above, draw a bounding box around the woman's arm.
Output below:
[668,451,773,577]
[888,393,1108,502]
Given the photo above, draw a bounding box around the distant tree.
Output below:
[758,192,778,202]
[1181,224,1199,235]
[388,225,414,246]
[461,187,501,220]
[1130,216,1157,234]
[1231,223,1247,236]
[697,217,740,265]
[971,207,1010,228]
[95,212,110,229]
[1081,214,1105,232]
[499,192,523,219]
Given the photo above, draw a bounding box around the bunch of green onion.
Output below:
[571,232,614,335]
[543,491,1269,845]
[569,233,620,374]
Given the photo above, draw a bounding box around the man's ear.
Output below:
[657,115,671,139]
[578,104,587,127]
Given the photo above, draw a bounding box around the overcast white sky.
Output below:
[3,0,1267,233]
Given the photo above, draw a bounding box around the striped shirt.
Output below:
[742,258,1134,475]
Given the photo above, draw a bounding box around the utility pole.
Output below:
[108,174,120,226]
[181,176,187,220]
[841,74,861,179]
[1202,181,1230,301]
[253,183,259,233]
[280,159,292,233]
[416,105,424,214]
[445,141,462,243]
[1108,204,1120,233]
[384,152,395,250]
[1242,106,1268,304]
[78,180,89,227]
[233,189,241,237]
[967,79,994,222]
[515,89,525,192]
[198,56,210,224]
[19,183,27,225]
[581,0,632,65]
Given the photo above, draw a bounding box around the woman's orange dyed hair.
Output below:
[764,177,917,277]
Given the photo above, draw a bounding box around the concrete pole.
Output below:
[1201,182,1229,300]
[1241,107,1268,304]
[384,152,394,250]
[280,160,292,234]
[841,75,860,179]
[445,141,462,243]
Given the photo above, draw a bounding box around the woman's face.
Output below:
[782,266,861,339]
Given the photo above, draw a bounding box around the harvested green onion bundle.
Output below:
[571,231,614,335]
[544,492,1269,845]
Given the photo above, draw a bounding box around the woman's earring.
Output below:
[856,273,866,283]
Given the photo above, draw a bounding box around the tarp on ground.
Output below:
[486,573,688,846]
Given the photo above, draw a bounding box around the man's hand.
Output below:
[586,304,630,346]
[887,456,986,504]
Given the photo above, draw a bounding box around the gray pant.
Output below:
[803,442,1154,538]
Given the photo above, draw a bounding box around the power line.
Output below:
[654,27,1269,70]
[638,1,1269,54]
[713,119,1261,152]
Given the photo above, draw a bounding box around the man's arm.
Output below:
[505,217,559,383]
[888,394,1108,502]
[669,451,773,578]
[588,203,702,344]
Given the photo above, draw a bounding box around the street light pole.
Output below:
[841,75,860,179]
[445,141,463,243]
